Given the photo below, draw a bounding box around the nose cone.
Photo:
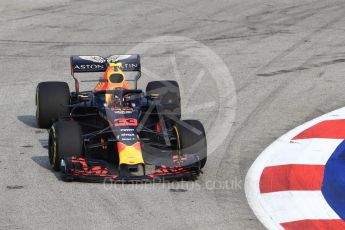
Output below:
[117,142,144,165]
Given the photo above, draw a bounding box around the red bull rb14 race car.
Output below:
[35,55,207,182]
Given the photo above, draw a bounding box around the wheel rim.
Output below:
[172,125,182,157]
[60,159,66,172]
[35,88,39,123]
[49,127,58,167]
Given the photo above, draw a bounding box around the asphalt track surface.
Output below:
[1,0,345,229]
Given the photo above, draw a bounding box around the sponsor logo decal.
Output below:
[121,133,135,137]
[79,56,106,63]
[121,138,135,141]
[107,55,132,63]
[74,64,105,70]
[113,110,133,114]
[114,118,138,127]
[120,129,135,132]
[122,63,139,70]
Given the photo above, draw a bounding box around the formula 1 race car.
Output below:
[35,55,207,182]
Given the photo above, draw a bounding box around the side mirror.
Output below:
[149,93,159,99]
[78,94,89,101]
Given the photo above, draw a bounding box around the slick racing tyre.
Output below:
[176,120,207,169]
[36,81,70,129]
[49,121,83,171]
[146,81,181,119]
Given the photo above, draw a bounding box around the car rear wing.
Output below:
[70,55,141,93]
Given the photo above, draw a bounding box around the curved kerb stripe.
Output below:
[260,164,324,193]
[245,109,345,230]
[293,119,345,140]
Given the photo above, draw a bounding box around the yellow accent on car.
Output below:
[119,145,144,165]
[103,63,129,105]
[173,125,181,150]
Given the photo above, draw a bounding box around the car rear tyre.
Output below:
[49,120,83,171]
[146,81,181,119]
[175,120,207,169]
[36,81,70,129]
